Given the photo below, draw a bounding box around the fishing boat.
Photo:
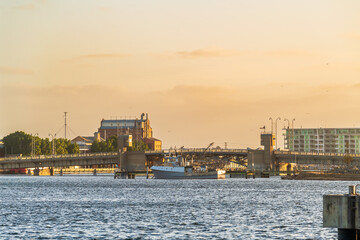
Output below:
[151,156,226,179]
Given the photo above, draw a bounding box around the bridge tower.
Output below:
[248,133,275,172]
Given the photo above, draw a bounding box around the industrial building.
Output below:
[97,113,161,150]
[98,113,152,140]
[284,128,360,154]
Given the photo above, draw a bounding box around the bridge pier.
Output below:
[93,169,97,176]
[33,168,40,176]
[324,185,360,239]
[60,169,63,176]
[127,173,135,179]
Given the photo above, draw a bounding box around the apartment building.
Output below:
[284,128,360,154]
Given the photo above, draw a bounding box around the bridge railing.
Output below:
[0,152,118,161]
[274,150,360,158]
[0,148,249,162]
[146,148,248,154]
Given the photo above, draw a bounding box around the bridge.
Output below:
[1,138,360,173]
[0,148,248,170]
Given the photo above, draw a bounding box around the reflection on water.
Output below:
[0,175,348,239]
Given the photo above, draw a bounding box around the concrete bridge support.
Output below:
[247,133,275,175]
[324,185,360,239]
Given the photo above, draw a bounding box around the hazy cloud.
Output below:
[176,48,242,58]
[76,53,130,59]
[341,33,360,40]
[98,6,112,13]
[13,4,34,10]
[2,83,360,147]
[0,66,33,75]
[60,53,130,64]
[265,49,313,57]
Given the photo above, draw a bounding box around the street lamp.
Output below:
[292,118,296,151]
[269,117,274,133]
[48,133,56,155]
[32,133,39,157]
[284,119,290,150]
[275,117,281,150]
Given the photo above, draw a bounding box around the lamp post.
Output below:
[48,133,56,155]
[292,118,296,151]
[275,117,281,150]
[284,119,290,150]
[32,133,39,157]
[269,117,274,133]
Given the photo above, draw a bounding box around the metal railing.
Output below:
[0,152,118,161]
[274,150,360,158]
[146,148,249,154]
[0,148,249,161]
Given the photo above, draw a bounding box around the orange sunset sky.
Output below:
[1,0,360,148]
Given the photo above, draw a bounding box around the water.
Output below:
[0,175,353,239]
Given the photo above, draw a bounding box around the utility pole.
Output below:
[64,112,67,139]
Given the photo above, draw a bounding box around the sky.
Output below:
[1,0,360,148]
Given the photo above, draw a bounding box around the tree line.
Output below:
[90,136,149,152]
[1,131,151,157]
[1,131,79,156]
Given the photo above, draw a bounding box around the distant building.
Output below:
[71,132,103,153]
[98,113,161,150]
[284,128,360,154]
[98,113,152,141]
[144,138,162,151]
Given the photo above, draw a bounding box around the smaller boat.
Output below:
[151,156,226,179]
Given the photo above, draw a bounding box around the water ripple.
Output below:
[0,175,346,239]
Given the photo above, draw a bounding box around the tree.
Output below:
[2,131,80,156]
[90,136,118,153]
[91,140,101,152]
[131,140,149,151]
[3,131,32,156]
[40,138,52,155]
[67,142,80,154]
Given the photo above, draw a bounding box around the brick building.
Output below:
[98,113,161,150]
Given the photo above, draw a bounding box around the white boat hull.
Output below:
[151,166,225,179]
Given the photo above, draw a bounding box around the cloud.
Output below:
[60,53,130,64]
[265,49,313,57]
[98,6,112,13]
[176,48,242,58]
[2,83,360,147]
[341,33,360,40]
[13,4,34,10]
[0,66,33,75]
[79,53,129,59]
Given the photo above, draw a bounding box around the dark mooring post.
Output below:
[323,185,360,240]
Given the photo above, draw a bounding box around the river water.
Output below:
[0,175,353,239]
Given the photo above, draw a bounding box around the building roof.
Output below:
[71,136,95,143]
[100,119,147,129]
